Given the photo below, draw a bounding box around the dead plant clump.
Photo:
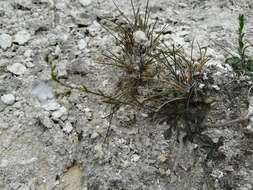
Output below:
[97,0,168,107]
[48,0,212,126]
[47,0,252,144]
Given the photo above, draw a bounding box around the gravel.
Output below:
[0,0,252,189]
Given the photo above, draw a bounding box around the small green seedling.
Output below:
[225,14,253,76]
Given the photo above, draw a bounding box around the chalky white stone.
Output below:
[7,63,27,75]
[63,122,73,133]
[32,82,54,102]
[0,33,12,50]
[1,94,15,105]
[52,106,68,120]
[79,0,92,7]
[14,30,31,45]
[42,101,61,111]
[78,39,87,50]
[133,30,148,44]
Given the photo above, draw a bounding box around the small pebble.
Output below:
[14,30,31,45]
[25,61,34,68]
[79,0,92,7]
[32,81,54,102]
[0,122,9,129]
[63,122,73,133]
[24,49,33,58]
[39,116,53,129]
[52,106,68,120]
[0,33,12,50]
[133,30,148,44]
[7,63,27,75]
[42,101,61,111]
[158,154,167,163]
[1,94,15,105]
[91,132,99,139]
[178,3,187,8]
[131,154,140,162]
[57,60,68,78]
[212,85,220,91]
[78,39,87,50]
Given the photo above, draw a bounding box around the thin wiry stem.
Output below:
[112,0,133,29]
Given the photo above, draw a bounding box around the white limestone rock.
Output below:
[14,30,31,45]
[79,0,92,7]
[0,33,12,50]
[7,63,27,75]
[78,39,87,50]
[57,60,68,78]
[133,30,148,44]
[52,106,68,120]
[42,101,61,111]
[32,81,54,102]
[63,122,73,134]
[1,94,15,105]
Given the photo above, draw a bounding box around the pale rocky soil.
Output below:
[0,0,253,190]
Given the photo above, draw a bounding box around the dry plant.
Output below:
[99,0,166,78]
[147,42,213,144]
[47,0,213,142]
[95,0,169,114]
[149,42,210,112]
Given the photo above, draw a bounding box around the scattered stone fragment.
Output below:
[14,30,31,45]
[91,132,99,139]
[57,60,68,78]
[42,100,61,111]
[178,3,187,8]
[133,30,148,44]
[52,106,68,120]
[54,45,61,56]
[0,159,9,167]
[141,113,148,118]
[25,61,34,68]
[212,85,220,91]
[245,124,253,135]
[158,154,167,163]
[0,33,12,50]
[131,154,140,162]
[79,0,92,7]
[1,94,15,105]
[94,144,103,158]
[67,59,88,76]
[84,107,93,121]
[211,169,223,179]
[32,81,54,102]
[7,63,27,75]
[0,122,9,129]
[199,83,205,89]
[38,115,53,129]
[63,122,73,134]
[78,39,87,50]
[24,49,33,58]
